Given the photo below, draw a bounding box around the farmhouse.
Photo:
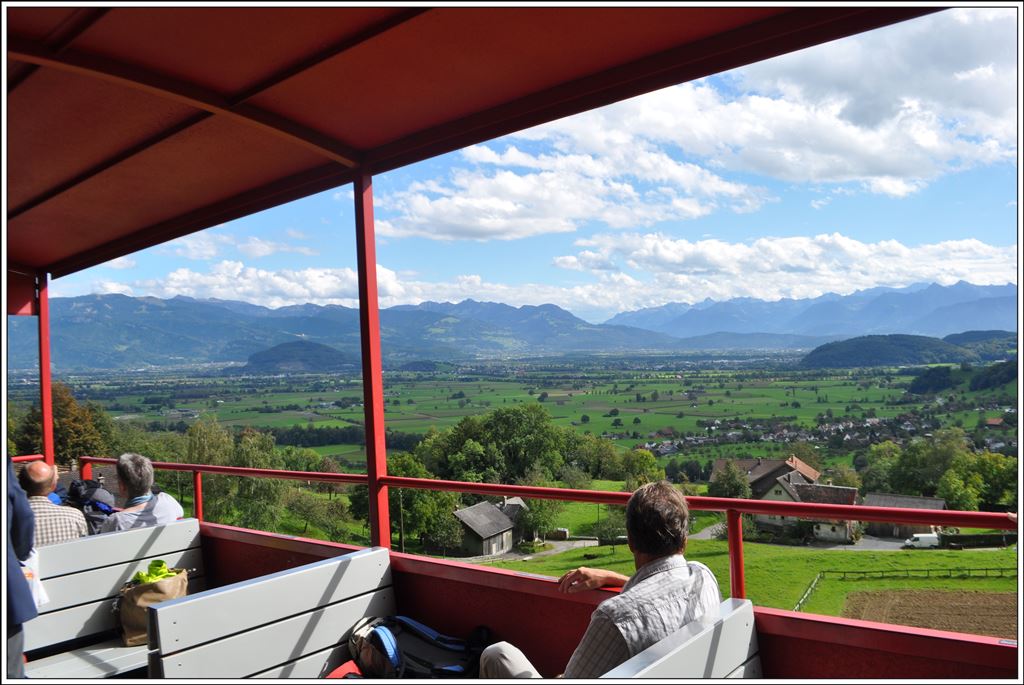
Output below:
[453,501,514,556]
[862,493,947,539]
[710,455,820,499]
[497,496,531,544]
[793,483,860,543]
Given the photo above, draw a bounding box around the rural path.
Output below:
[689,525,908,551]
[460,538,599,565]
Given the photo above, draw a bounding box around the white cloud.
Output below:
[555,233,1017,306]
[236,237,318,258]
[168,233,233,260]
[286,229,308,239]
[95,231,1016,323]
[103,257,136,270]
[94,280,133,296]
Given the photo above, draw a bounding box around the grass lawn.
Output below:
[489,541,1018,615]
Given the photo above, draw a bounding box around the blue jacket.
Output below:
[8,459,38,626]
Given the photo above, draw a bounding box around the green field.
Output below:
[489,540,1018,614]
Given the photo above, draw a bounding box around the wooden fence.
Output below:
[793,567,1017,611]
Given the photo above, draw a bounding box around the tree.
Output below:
[349,451,445,552]
[861,441,900,494]
[231,428,287,532]
[14,382,110,467]
[558,464,592,491]
[422,491,464,556]
[891,428,970,497]
[708,461,751,499]
[580,414,590,424]
[282,488,325,535]
[621,449,662,486]
[828,464,862,490]
[788,441,822,470]
[516,465,564,541]
[632,417,641,425]
[592,506,626,548]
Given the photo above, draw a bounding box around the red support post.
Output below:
[354,173,391,549]
[193,471,203,521]
[37,272,55,467]
[81,457,93,481]
[727,509,746,599]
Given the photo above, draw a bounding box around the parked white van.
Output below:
[904,533,940,548]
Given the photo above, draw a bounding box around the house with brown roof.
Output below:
[862,493,947,539]
[792,483,860,543]
[710,455,820,499]
[753,473,858,543]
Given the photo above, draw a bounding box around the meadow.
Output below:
[488,540,1018,621]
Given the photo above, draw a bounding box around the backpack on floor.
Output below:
[348,615,492,678]
[67,478,117,535]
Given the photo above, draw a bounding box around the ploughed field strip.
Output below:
[842,590,1017,639]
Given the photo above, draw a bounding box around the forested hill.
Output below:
[228,341,358,375]
[800,334,983,368]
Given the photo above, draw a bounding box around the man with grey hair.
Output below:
[480,481,720,678]
[18,461,87,546]
[99,453,183,533]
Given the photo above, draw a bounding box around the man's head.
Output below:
[18,461,57,498]
[625,480,689,559]
[116,452,154,499]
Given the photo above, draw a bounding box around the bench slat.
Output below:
[250,643,351,679]
[157,587,396,678]
[38,519,200,578]
[602,598,759,679]
[25,578,208,653]
[151,547,391,653]
[40,548,204,613]
[24,639,148,679]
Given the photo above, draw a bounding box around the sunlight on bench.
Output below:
[148,546,394,678]
[24,519,205,679]
[602,599,761,679]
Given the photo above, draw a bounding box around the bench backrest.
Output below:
[602,598,761,678]
[25,519,205,652]
[148,546,395,678]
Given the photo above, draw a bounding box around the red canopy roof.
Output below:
[6,6,935,278]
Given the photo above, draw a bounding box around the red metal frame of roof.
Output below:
[6,5,937,278]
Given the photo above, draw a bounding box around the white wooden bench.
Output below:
[602,598,761,678]
[148,546,395,678]
[24,518,206,679]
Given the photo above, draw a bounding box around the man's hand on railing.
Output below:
[558,567,629,594]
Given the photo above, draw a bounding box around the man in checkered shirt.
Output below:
[18,461,87,547]
[480,481,721,679]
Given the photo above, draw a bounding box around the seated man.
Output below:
[18,461,87,546]
[100,453,184,533]
[480,481,721,679]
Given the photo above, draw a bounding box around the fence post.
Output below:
[193,471,203,521]
[727,509,745,599]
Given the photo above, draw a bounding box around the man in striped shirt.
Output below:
[18,462,87,547]
[480,481,721,679]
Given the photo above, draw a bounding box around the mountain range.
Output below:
[5,281,1016,371]
[605,281,1016,338]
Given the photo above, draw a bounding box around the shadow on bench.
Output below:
[24,519,206,679]
[148,546,394,678]
[602,598,761,678]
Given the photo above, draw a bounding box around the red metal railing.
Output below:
[11,454,45,463]
[77,455,1017,600]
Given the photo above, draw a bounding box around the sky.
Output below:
[48,7,1021,324]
